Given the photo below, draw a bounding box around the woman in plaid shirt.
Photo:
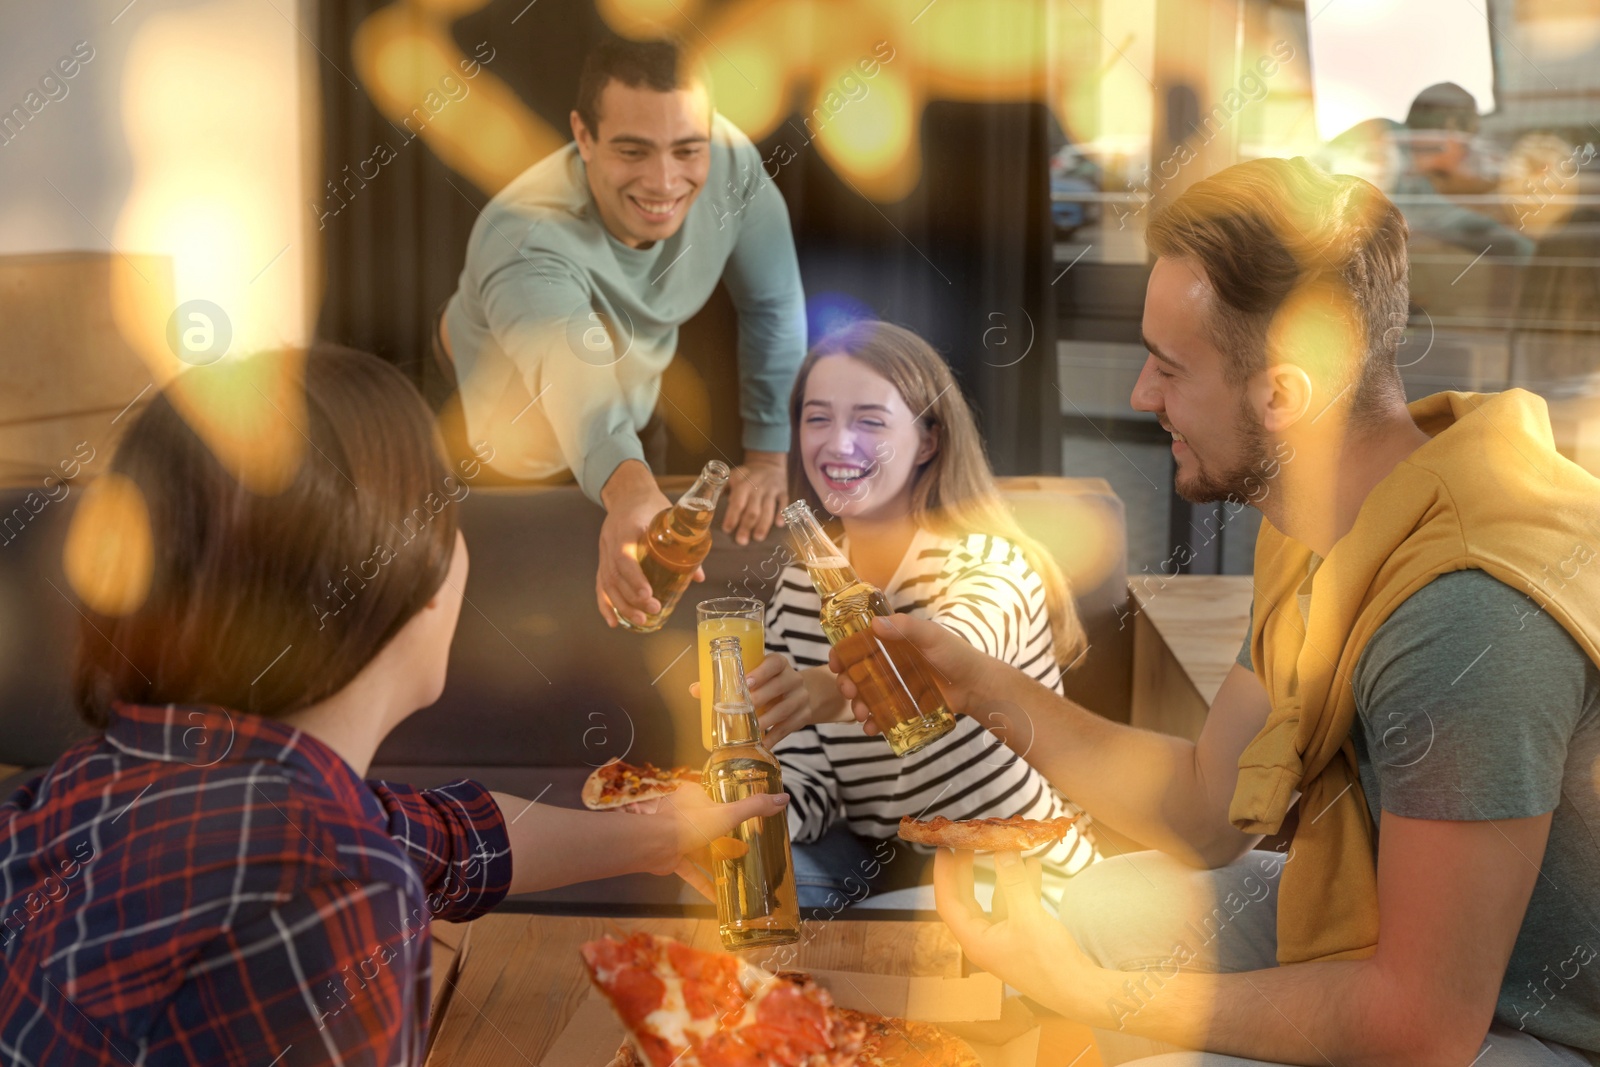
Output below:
[0,345,783,1066]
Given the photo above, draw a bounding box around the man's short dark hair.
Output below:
[1405,82,1479,134]
[1146,157,1412,423]
[575,37,704,134]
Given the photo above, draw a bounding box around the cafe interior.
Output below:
[2,0,1598,1064]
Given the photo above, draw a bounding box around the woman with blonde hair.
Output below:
[753,319,1099,908]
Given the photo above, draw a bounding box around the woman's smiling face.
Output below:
[799,354,935,519]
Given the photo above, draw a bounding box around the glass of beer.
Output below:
[696,597,766,751]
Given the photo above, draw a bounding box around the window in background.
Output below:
[1056,0,1599,578]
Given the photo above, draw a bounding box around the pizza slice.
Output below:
[769,973,982,1067]
[831,1006,983,1067]
[599,990,985,1067]
[897,813,1083,852]
[581,758,703,811]
[581,933,862,1067]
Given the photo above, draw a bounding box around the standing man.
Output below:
[834,157,1600,1063]
[437,37,805,627]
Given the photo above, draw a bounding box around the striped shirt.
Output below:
[768,526,1098,878]
[0,702,511,1066]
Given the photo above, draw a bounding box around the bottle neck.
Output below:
[712,704,762,747]
[709,645,763,748]
[664,501,715,540]
[781,504,861,599]
[677,463,729,515]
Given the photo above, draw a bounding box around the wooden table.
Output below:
[424,915,1101,1066]
[1128,574,1254,741]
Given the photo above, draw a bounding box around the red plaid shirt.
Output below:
[0,702,512,1066]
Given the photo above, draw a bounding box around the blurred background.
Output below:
[2,0,1597,576]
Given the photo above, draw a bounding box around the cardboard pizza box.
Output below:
[541,966,1041,1067]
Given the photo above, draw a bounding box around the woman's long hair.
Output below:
[787,320,1086,666]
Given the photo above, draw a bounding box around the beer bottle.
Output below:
[780,500,957,757]
[703,636,800,950]
[621,460,730,633]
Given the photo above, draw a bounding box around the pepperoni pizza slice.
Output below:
[580,933,862,1067]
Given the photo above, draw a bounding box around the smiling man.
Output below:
[830,157,1600,1064]
[437,37,805,627]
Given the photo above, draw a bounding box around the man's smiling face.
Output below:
[571,78,712,249]
[1132,256,1272,504]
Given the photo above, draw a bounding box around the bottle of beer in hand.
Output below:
[703,636,800,950]
[780,500,957,757]
[621,460,730,633]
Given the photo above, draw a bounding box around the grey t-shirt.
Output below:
[1239,569,1600,1053]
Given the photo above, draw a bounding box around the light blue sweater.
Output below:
[444,114,806,499]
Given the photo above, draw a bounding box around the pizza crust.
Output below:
[896,813,1082,851]
[832,1006,983,1067]
[604,1040,645,1067]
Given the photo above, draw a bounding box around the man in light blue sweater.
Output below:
[439,38,806,627]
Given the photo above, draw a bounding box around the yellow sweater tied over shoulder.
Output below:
[1234,389,1600,965]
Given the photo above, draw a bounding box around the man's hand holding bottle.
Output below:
[597,460,689,628]
[596,454,788,628]
[828,614,993,734]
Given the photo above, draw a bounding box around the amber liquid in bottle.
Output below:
[702,636,800,950]
[621,460,730,633]
[780,501,957,757]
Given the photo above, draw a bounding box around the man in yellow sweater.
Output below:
[831,157,1600,1064]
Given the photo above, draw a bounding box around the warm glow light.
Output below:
[698,36,791,138]
[63,473,153,617]
[598,0,706,38]
[111,0,311,492]
[355,0,1155,204]
[353,3,563,197]
[920,0,1049,94]
[812,72,917,202]
[115,0,306,360]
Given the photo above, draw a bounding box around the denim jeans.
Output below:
[1059,850,1596,1067]
[790,826,912,914]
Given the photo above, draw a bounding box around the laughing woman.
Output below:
[755,320,1101,909]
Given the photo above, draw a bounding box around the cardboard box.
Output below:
[542,966,1040,1067]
